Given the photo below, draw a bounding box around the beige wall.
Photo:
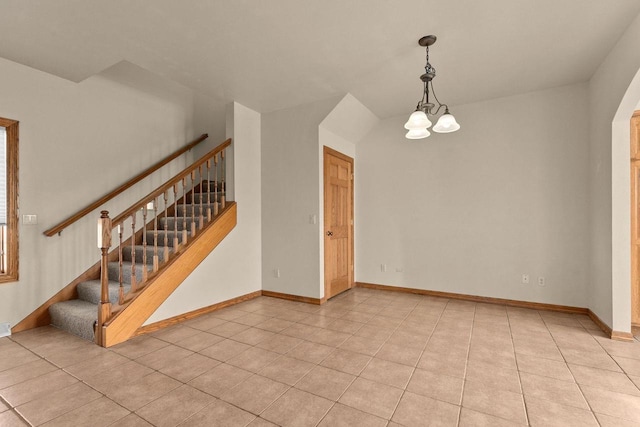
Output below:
[356,83,591,307]
[0,56,223,328]
[147,102,262,323]
[261,94,377,300]
[260,97,340,298]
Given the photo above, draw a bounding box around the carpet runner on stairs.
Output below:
[49,190,223,342]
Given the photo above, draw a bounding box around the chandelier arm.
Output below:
[428,80,444,111]
[418,81,428,109]
[425,80,429,101]
[431,104,448,116]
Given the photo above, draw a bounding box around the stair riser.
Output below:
[50,300,97,342]
[77,281,131,305]
[145,230,189,247]
[199,181,226,193]
[176,203,220,217]
[107,263,149,283]
[121,246,171,264]
[158,217,200,232]
[189,193,225,205]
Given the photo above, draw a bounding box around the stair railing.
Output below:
[44,134,210,237]
[95,138,231,346]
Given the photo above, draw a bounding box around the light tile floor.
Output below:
[1,288,640,426]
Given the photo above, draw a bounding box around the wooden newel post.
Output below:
[96,210,112,346]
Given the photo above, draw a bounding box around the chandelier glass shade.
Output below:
[405,35,460,139]
[404,110,432,139]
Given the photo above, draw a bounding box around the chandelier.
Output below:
[404,35,460,139]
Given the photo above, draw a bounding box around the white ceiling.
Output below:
[1,0,639,119]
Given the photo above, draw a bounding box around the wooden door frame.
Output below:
[0,117,19,284]
[323,146,354,300]
[632,110,640,328]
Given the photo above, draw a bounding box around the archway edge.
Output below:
[612,66,640,333]
[589,12,640,334]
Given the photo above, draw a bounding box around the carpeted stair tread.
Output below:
[50,300,97,342]
[77,279,131,305]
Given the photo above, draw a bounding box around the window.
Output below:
[0,117,18,283]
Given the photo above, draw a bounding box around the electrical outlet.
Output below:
[538,277,545,286]
[274,269,280,278]
[309,214,317,225]
[381,264,387,272]
[522,274,530,284]
[396,267,403,272]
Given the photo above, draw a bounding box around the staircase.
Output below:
[49,189,221,341]
[39,139,236,346]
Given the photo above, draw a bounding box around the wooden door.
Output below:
[323,147,354,300]
[632,111,640,327]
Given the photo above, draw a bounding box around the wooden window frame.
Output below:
[0,117,18,283]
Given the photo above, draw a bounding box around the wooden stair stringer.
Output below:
[101,202,237,347]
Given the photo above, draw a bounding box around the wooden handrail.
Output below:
[111,138,231,226]
[44,134,209,237]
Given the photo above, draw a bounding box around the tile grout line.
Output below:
[333,291,433,422]
[65,347,191,427]
[371,296,425,423]
[298,290,405,424]
[455,302,476,427]
[68,325,268,427]
[459,304,536,426]
[0,336,105,426]
[323,292,416,423]
[217,290,379,425]
[576,315,640,426]
[2,347,129,427]
[309,291,378,426]
[507,305,531,426]
[256,296,365,426]
[590,326,640,395]
[0,394,32,426]
[191,307,307,396]
[538,312,603,427]
[386,297,453,425]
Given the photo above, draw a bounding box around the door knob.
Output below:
[326,231,333,236]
